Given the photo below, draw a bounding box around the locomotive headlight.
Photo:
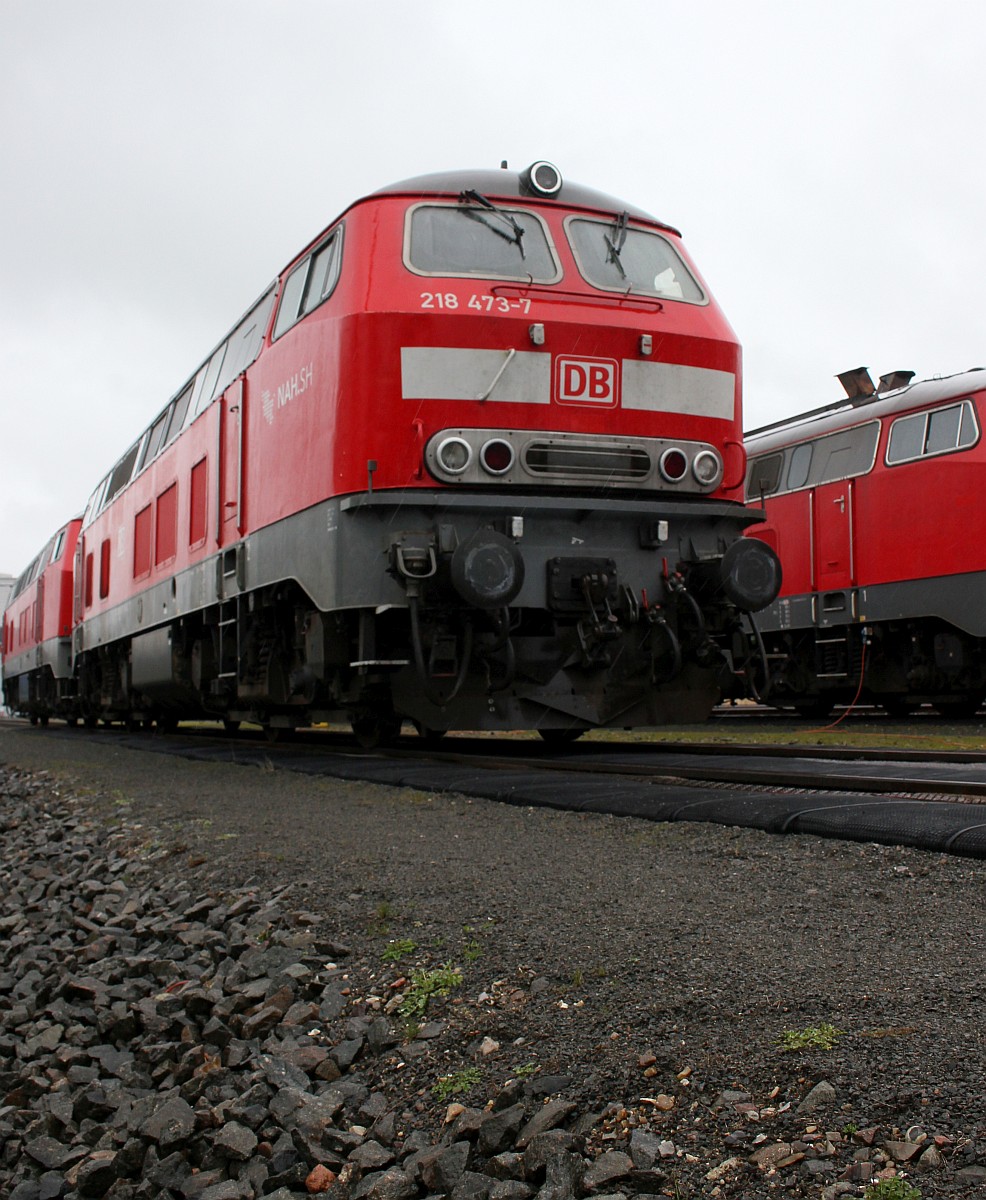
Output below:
[659,447,689,482]
[522,160,563,197]
[480,438,515,475]
[692,449,723,487]
[436,436,473,475]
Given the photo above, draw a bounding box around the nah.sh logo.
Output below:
[554,356,619,407]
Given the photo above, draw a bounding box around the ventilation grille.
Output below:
[523,441,651,479]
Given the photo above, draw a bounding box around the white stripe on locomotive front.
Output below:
[621,360,735,420]
[401,346,735,418]
[401,347,550,403]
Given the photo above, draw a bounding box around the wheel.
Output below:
[65,717,78,728]
[351,711,401,749]
[83,715,99,730]
[156,716,179,734]
[29,715,38,727]
[537,728,585,746]
[223,718,241,734]
[793,700,833,720]
[881,699,914,718]
[39,714,50,728]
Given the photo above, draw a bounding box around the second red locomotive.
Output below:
[746,366,986,717]
[3,161,780,740]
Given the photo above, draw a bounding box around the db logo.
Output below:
[554,356,619,407]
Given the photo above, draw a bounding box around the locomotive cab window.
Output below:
[886,400,979,465]
[746,453,783,499]
[273,228,343,341]
[405,203,560,282]
[566,216,704,302]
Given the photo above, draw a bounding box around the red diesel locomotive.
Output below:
[2,161,779,741]
[745,366,986,717]
[2,518,82,724]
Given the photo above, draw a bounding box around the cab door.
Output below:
[812,479,854,591]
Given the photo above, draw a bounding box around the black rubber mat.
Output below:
[75,731,986,859]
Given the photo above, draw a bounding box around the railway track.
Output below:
[5,717,985,857]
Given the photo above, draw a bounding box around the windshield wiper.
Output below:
[604,210,629,279]
[459,190,526,259]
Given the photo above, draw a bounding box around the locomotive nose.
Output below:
[718,538,782,612]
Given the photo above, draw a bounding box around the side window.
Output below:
[886,413,924,464]
[104,440,142,507]
[214,287,277,397]
[50,530,66,563]
[273,228,343,341]
[750,423,879,498]
[745,453,783,500]
[273,261,310,340]
[85,553,94,608]
[165,383,194,444]
[140,409,172,473]
[191,345,228,419]
[808,423,879,485]
[303,234,343,314]
[887,401,980,465]
[786,443,812,490]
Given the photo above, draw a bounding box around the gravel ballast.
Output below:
[1,723,984,1200]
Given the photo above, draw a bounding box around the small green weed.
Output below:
[514,1062,539,1078]
[777,1022,842,1052]
[864,1178,922,1200]
[463,939,482,962]
[382,938,417,963]
[368,901,396,937]
[432,1067,481,1101]
[399,964,463,1018]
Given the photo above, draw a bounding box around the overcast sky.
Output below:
[2,0,984,573]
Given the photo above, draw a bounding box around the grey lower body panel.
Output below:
[72,489,757,730]
[758,570,986,638]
